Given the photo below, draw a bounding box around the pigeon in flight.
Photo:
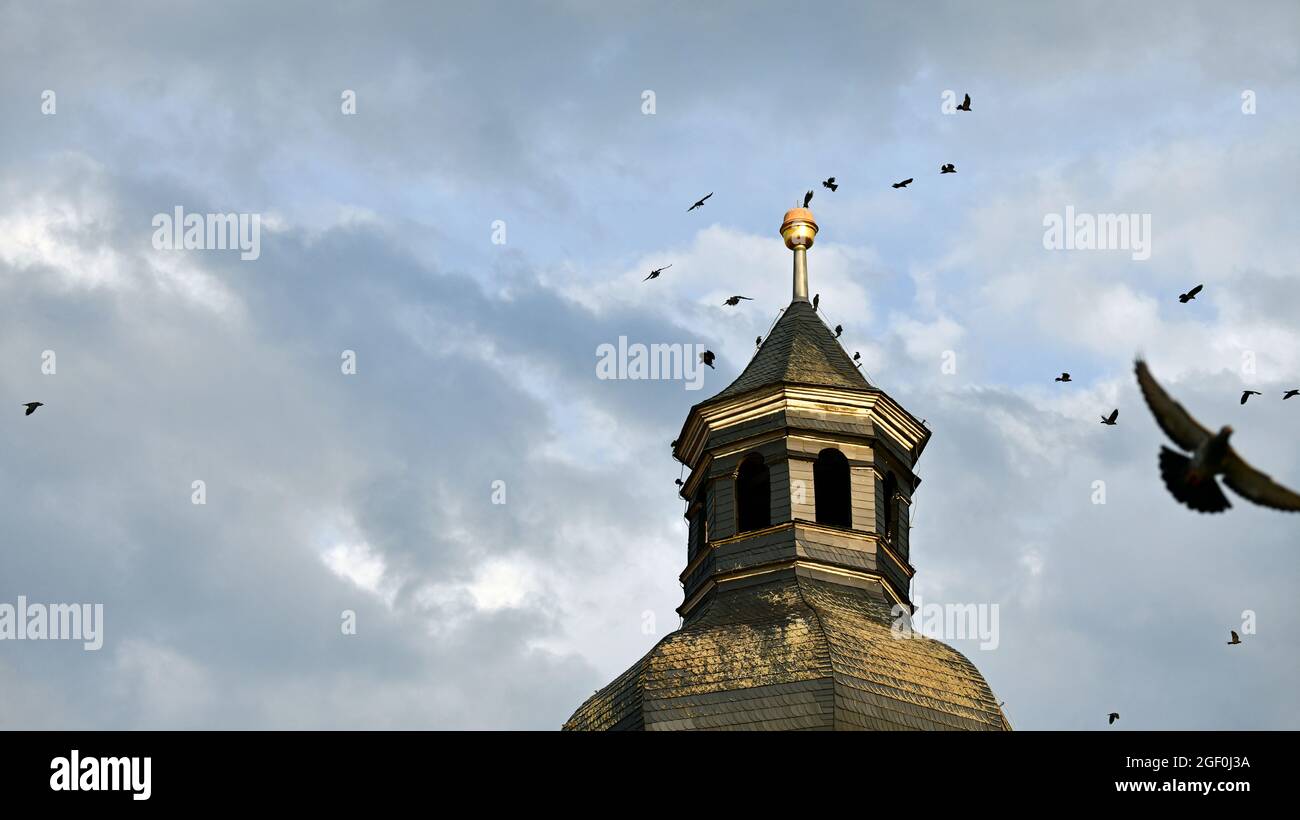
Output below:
[812,293,819,311]
[1227,630,1242,645]
[699,350,716,369]
[23,402,43,416]
[834,324,843,338]
[1101,409,1119,425]
[688,192,713,212]
[956,93,972,112]
[1055,372,1072,383]
[1285,389,1300,400]
[1108,713,1120,725]
[1241,390,1262,405]
[892,178,913,189]
[1135,358,1300,513]
[644,264,672,281]
[822,177,838,192]
[722,295,753,306]
[802,190,814,208]
[1179,284,1203,303]
[940,163,956,174]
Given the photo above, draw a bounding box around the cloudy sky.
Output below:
[1,1,1297,730]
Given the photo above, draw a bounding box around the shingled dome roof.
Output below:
[713,299,871,402]
[564,576,1010,731]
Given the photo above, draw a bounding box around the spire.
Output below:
[780,207,818,303]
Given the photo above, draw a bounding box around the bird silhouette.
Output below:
[940,163,956,174]
[671,439,678,448]
[755,336,762,348]
[822,177,838,192]
[812,293,819,311]
[1179,284,1203,303]
[23,402,43,416]
[892,178,913,189]
[1055,372,1072,383]
[802,190,814,208]
[1101,409,1119,425]
[1108,712,1120,725]
[644,264,672,281]
[722,295,753,306]
[852,352,862,368]
[956,93,972,111]
[834,324,843,338]
[688,192,713,212]
[1285,389,1300,400]
[700,350,716,369]
[674,478,684,488]
[1241,390,1262,405]
[1227,630,1242,645]
[1136,358,1300,513]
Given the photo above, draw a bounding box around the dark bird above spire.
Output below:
[722,295,752,306]
[1136,358,1300,513]
[833,324,843,338]
[699,350,715,369]
[822,177,837,192]
[644,264,671,281]
[1179,284,1203,303]
[688,192,713,211]
[802,190,814,208]
[812,293,819,311]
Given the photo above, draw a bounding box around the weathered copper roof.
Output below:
[564,575,1009,731]
[711,299,871,403]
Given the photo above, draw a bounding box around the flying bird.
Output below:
[1227,630,1242,645]
[892,178,913,189]
[802,190,814,208]
[1101,409,1119,425]
[822,177,838,192]
[812,293,819,311]
[1178,284,1203,303]
[1285,389,1300,400]
[687,192,713,212]
[1135,358,1300,513]
[644,264,672,281]
[700,350,716,369]
[722,295,753,306]
[1055,373,1072,383]
[834,324,843,338]
[1241,390,1262,405]
[1108,713,1120,725]
[940,163,956,174]
[956,93,972,111]
[23,402,43,416]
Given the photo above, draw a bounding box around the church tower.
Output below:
[565,207,1008,731]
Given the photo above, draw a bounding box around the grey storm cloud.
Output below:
[1,0,1298,729]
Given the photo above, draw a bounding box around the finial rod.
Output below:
[780,207,818,303]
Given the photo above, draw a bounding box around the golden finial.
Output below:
[780,207,818,302]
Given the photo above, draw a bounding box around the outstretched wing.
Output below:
[1134,359,1212,451]
[1222,450,1300,511]
[1188,284,1203,298]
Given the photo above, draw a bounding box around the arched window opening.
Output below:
[814,448,852,527]
[736,453,770,533]
[882,472,899,545]
[690,485,708,558]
